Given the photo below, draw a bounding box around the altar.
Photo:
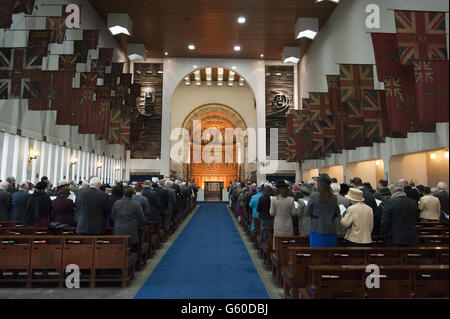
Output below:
[204,181,224,202]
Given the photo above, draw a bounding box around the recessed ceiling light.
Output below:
[234,45,241,51]
[237,16,246,24]
[188,44,195,50]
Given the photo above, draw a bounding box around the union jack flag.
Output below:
[0,48,44,99]
[412,60,434,83]
[80,72,98,87]
[59,55,78,71]
[13,0,35,14]
[311,120,324,158]
[394,10,447,65]
[345,99,368,149]
[339,64,374,102]
[47,17,66,44]
[326,74,343,111]
[363,90,390,142]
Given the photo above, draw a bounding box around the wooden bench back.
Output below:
[307,265,449,299]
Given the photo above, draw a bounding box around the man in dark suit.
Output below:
[434,182,449,221]
[11,182,31,222]
[0,181,12,220]
[351,177,377,214]
[75,177,109,235]
[6,177,18,194]
[399,179,421,204]
[133,183,151,221]
[142,180,163,222]
[381,182,419,246]
[165,180,178,233]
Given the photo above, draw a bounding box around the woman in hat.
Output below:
[270,180,297,247]
[341,188,374,247]
[304,174,340,247]
[297,183,314,236]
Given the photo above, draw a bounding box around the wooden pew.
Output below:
[0,221,22,227]
[283,246,448,298]
[261,226,273,266]
[300,265,449,299]
[418,227,449,236]
[0,235,136,288]
[270,236,309,286]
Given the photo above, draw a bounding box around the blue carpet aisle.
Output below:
[134,202,270,299]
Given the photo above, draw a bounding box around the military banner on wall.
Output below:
[130,63,163,159]
[265,65,294,161]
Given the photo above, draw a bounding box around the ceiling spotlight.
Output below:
[188,44,195,50]
[282,46,301,64]
[237,16,246,24]
[108,13,132,36]
[295,17,319,40]
[234,45,241,51]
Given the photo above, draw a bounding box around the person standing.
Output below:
[257,184,274,246]
[0,181,12,220]
[111,187,147,252]
[351,177,377,214]
[434,182,449,221]
[133,183,151,221]
[75,177,109,235]
[305,174,340,247]
[51,184,76,226]
[297,183,314,236]
[373,187,391,235]
[22,181,52,227]
[11,182,31,222]
[381,182,419,246]
[107,185,123,227]
[249,186,263,233]
[341,188,374,247]
[142,180,163,222]
[331,182,351,236]
[6,177,18,194]
[270,180,297,248]
[418,187,441,222]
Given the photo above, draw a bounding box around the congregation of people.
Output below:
[0,176,199,252]
[228,176,449,248]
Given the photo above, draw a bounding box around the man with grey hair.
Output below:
[381,182,419,246]
[0,181,12,220]
[434,182,449,221]
[75,176,109,235]
[399,178,420,203]
[6,177,17,194]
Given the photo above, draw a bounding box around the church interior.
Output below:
[0,0,449,303]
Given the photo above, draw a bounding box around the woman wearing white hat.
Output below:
[341,188,374,247]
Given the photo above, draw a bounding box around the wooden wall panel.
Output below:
[130,63,163,159]
[265,65,294,160]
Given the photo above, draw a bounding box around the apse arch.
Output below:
[161,58,266,178]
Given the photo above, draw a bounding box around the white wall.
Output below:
[0,0,127,159]
[0,131,125,185]
[298,0,449,182]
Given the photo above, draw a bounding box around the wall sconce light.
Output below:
[107,13,132,36]
[295,17,319,40]
[29,149,39,161]
[430,153,437,159]
[70,156,78,166]
[445,151,449,159]
[97,161,103,169]
[282,46,301,64]
[375,160,380,166]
